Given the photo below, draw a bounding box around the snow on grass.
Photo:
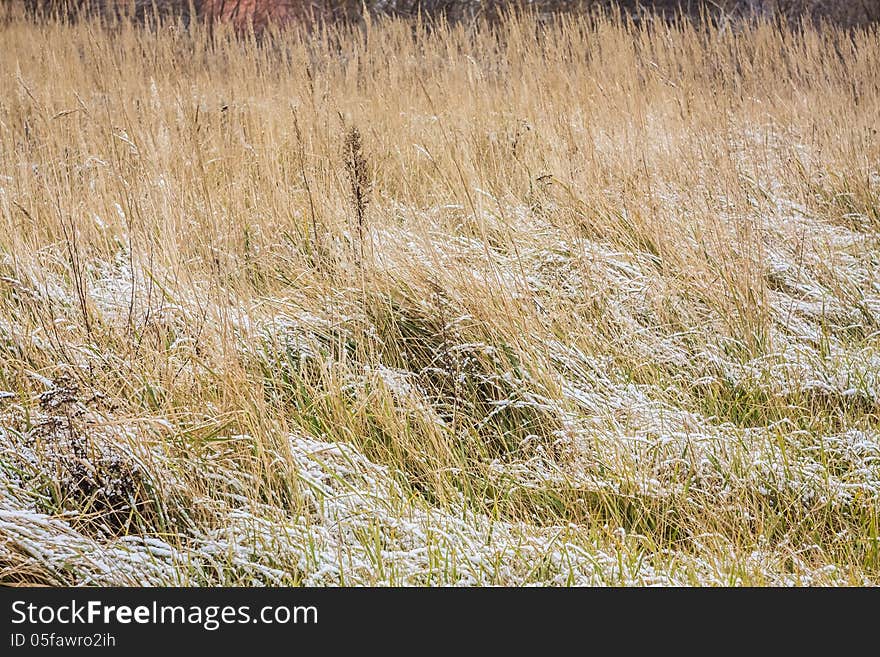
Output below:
[2,12,879,586]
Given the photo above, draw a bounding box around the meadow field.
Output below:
[1,5,879,585]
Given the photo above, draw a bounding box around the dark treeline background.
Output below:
[18,0,880,28]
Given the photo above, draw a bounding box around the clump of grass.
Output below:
[2,376,164,537]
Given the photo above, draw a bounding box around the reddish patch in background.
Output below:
[31,1,319,31]
[199,0,321,30]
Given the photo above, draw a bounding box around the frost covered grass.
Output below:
[1,6,879,586]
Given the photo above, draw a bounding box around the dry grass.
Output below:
[1,5,879,585]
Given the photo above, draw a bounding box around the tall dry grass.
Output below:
[0,4,878,585]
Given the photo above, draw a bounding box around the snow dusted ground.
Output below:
[2,185,878,585]
[2,404,874,586]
